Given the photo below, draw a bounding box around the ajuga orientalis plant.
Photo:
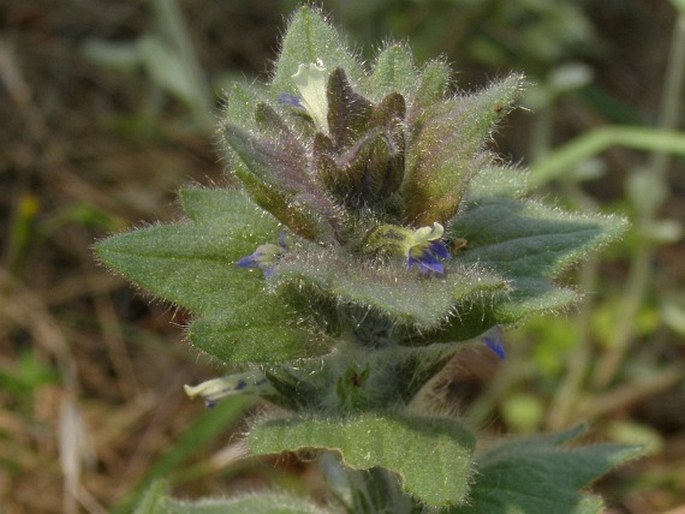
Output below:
[96,7,640,514]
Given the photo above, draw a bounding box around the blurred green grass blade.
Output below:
[114,396,253,514]
[132,479,168,514]
[530,125,685,187]
[6,195,39,274]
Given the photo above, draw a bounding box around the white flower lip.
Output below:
[291,62,329,133]
[184,372,275,407]
[412,222,444,244]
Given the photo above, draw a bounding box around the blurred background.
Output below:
[1,0,684,512]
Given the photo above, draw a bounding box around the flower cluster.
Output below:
[234,60,463,277]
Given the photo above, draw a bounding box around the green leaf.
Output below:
[368,43,418,101]
[263,342,462,412]
[96,188,333,363]
[439,195,628,339]
[223,124,308,193]
[249,412,475,506]
[221,82,261,131]
[187,315,330,363]
[465,165,529,201]
[272,246,507,330]
[219,84,339,242]
[271,6,363,96]
[223,122,339,241]
[411,59,451,111]
[449,426,642,514]
[133,481,328,514]
[403,74,526,225]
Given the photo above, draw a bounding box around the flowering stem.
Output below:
[151,0,212,129]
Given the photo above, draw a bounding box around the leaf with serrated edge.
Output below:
[96,188,333,363]
[249,412,475,506]
[435,196,628,340]
[448,426,642,514]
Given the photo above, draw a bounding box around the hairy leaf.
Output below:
[250,412,475,506]
[368,43,418,101]
[262,342,462,412]
[438,195,627,339]
[403,74,526,225]
[133,481,328,514]
[223,123,340,242]
[411,59,452,113]
[96,188,333,363]
[271,6,363,96]
[327,67,373,150]
[271,246,507,330]
[449,426,642,514]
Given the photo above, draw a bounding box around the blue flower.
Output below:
[364,222,451,275]
[407,239,450,274]
[278,93,304,109]
[406,222,450,274]
[236,233,287,277]
[482,327,506,360]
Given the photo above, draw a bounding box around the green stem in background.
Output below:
[547,255,598,430]
[464,355,536,429]
[528,102,554,162]
[529,125,685,188]
[526,80,598,431]
[150,0,213,129]
[593,8,685,388]
[583,364,684,420]
[521,90,605,429]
